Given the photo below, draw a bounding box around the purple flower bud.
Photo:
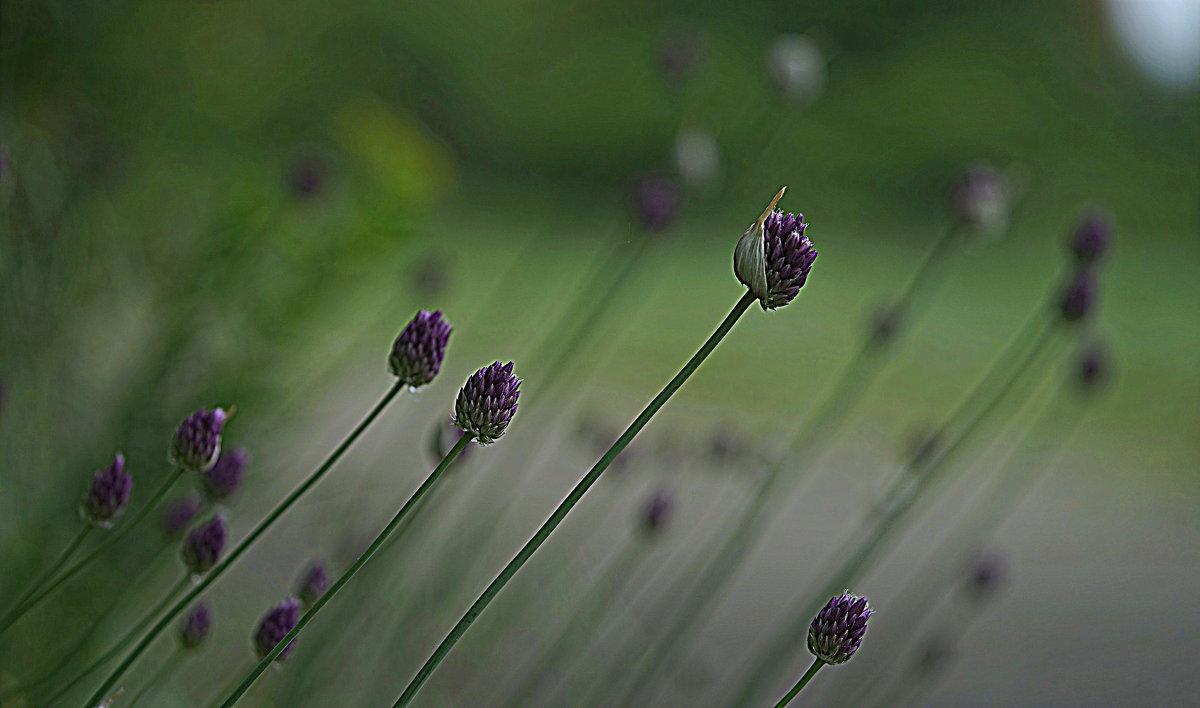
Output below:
[734,188,818,310]
[202,447,248,502]
[296,562,329,608]
[163,492,203,537]
[182,515,227,576]
[254,597,302,661]
[389,310,452,389]
[179,602,212,649]
[808,591,872,665]
[949,164,1010,234]
[288,154,328,199]
[632,173,680,233]
[82,454,132,526]
[658,25,706,87]
[965,553,1006,601]
[453,362,521,445]
[1077,343,1110,393]
[170,407,228,472]
[642,490,673,532]
[1058,270,1095,324]
[1070,211,1110,265]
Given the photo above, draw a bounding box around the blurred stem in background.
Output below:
[391,290,758,707]
[0,524,92,631]
[0,467,187,636]
[85,380,408,705]
[607,221,965,705]
[45,573,189,704]
[728,314,1068,707]
[218,433,474,705]
[126,645,183,708]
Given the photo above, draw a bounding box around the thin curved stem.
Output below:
[46,574,189,704]
[84,381,405,706]
[0,466,187,636]
[773,659,824,708]
[127,647,183,707]
[218,432,473,706]
[0,523,91,629]
[391,290,757,707]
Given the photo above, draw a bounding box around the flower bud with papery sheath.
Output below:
[170,407,228,472]
[254,598,301,661]
[453,362,521,444]
[182,515,227,576]
[808,591,872,665]
[82,454,132,527]
[734,187,818,310]
[389,310,452,389]
[949,163,1010,235]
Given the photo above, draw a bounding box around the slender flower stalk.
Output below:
[773,658,824,708]
[84,380,410,705]
[391,189,811,707]
[0,524,92,633]
[218,433,476,705]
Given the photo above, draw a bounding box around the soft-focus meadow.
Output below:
[2,1,1198,706]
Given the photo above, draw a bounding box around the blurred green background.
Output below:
[1,0,1197,706]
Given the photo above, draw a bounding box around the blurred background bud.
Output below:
[81,453,132,527]
[767,34,826,104]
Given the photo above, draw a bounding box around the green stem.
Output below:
[218,432,473,706]
[392,290,757,707]
[84,381,405,707]
[773,658,824,708]
[46,574,190,704]
[127,646,183,707]
[1,523,92,628]
[730,321,1059,707]
[0,466,187,636]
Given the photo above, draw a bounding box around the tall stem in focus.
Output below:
[391,290,757,708]
[217,433,474,706]
[772,658,824,708]
[84,381,406,706]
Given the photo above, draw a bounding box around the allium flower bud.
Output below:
[658,25,706,87]
[163,492,202,537]
[453,362,521,444]
[179,602,212,649]
[296,562,329,608]
[633,173,680,233]
[182,515,227,576]
[82,454,133,527]
[949,164,1010,235]
[807,591,872,665]
[170,407,228,472]
[1077,343,1110,393]
[254,597,301,661]
[202,447,248,502]
[1058,270,1095,324]
[734,187,818,310]
[964,553,1006,602]
[642,490,673,532]
[1070,211,1110,265]
[389,310,452,389]
[869,303,903,347]
[767,34,826,104]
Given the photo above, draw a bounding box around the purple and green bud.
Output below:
[254,597,302,661]
[82,453,132,527]
[734,188,818,310]
[163,492,202,537]
[170,407,228,472]
[642,490,673,533]
[182,515,227,576]
[202,447,247,502]
[1058,270,1095,324]
[297,562,329,608]
[1070,211,1110,266]
[1077,343,1110,393]
[389,310,452,389]
[453,361,521,445]
[808,591,872,665]
[633,173,680,233]
[179,602,212,649]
